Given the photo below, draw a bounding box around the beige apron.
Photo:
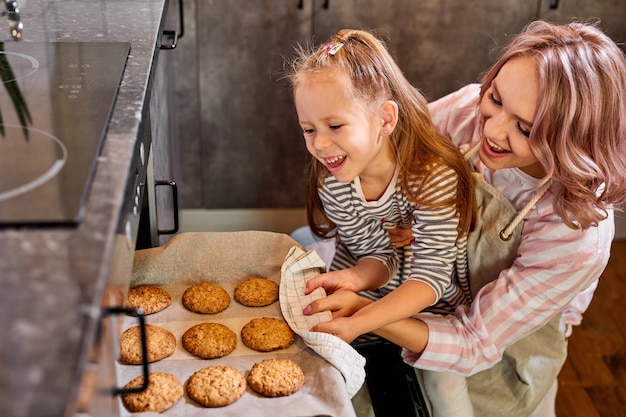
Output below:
[350,144,566,416]
[461,146,567,417]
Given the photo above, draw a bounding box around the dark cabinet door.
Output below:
[193,1,313,209]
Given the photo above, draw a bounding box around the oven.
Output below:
[0,0,190,415]
[0,39,168,416]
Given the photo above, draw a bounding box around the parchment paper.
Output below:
[117,231,357,417]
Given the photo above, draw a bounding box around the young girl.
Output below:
[305,21,626,416]
[286,29,476,416]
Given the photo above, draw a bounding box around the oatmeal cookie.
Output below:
[119,324,176,364]
[121,372,183,413]
[182,282,230,314]
[126,285,172,315]
[247,358,304,397]
[240,317,295,352]
[182,322,237,359]
[186,366,246,407]
[234,277,279,307]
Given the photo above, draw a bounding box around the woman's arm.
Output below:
[305,288,431,352]
[308,216,611,373]
[311,280,436,343]
[404,213,612,375]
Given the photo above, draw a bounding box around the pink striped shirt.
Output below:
[402,84,614,375]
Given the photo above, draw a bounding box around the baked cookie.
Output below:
[240,317,295,352]
[186,366,246,407]
[126,285,172,315]
[234,277,279,307]
[121,372,183,413]
[182,282,230,314]
[119,324,176,364]
[182,323,237,359]
[247,358,304,397]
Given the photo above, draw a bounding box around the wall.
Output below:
[171,0,626,239]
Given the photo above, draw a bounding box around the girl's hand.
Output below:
[387,226,414,248]
[304,269,360,295]
[303,290,372,318]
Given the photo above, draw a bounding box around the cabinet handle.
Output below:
[160,30,178,50]
[160,0,184,49]
[104,307,150,395]
[155,180,179,235]
[549,0,559,9]
[176,0,185,39]
[297,0,328,9]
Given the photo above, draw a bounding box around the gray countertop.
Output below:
[0,1,169,416]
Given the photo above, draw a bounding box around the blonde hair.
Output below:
[286,29,475,238]
[479,20,626,229]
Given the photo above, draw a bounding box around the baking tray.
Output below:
[117,231,356,417]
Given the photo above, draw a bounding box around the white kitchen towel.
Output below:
[279,246,366,398]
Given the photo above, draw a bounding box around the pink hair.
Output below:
[479,20,626,229]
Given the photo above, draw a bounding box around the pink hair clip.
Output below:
[327,42,344,56]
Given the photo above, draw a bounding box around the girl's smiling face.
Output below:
[479,56,546,178]
[294,74,396,185]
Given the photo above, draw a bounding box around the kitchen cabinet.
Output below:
[144,0,183,246]
[172,0,624,211]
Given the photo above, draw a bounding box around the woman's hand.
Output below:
[303,291,372,343]
[305,291,372,344]
[303,290,372,318]
[310,316,361,344]
[387,226,414,248]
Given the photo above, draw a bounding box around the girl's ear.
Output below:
[380,100,399,135]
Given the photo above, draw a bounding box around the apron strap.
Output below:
[464,143,552,241]
[500,181,550,240]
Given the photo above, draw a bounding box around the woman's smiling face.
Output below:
[294,74,393,184]
[478,56,546,178]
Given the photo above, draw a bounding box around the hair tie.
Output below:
[327,42,344,56]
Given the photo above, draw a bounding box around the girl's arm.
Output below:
[305,257,390,295]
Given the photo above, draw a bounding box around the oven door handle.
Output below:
[160,0,184,49]
[103,307,150,395]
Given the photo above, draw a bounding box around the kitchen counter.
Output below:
[0,1,170,416]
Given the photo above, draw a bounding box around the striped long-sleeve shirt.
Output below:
[321,164,471,314]
[402,83,614,375]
